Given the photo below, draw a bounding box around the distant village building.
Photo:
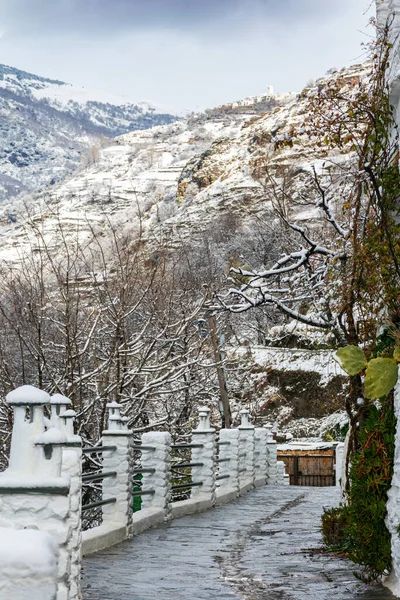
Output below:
[229,85,275,110]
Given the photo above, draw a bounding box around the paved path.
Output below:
[82,486,395,600]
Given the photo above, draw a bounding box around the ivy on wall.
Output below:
[322,401,395,582]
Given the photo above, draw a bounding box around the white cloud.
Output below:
[0,0,375,111]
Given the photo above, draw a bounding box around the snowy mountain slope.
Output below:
[0,64,178,202]
[0,62,366,262]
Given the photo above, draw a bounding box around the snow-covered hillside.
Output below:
[0,62,367,263]
[0,64,178,202]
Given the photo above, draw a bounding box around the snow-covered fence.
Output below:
[170,406,217,518]
[0,386,81,600]
[0,386,285,600]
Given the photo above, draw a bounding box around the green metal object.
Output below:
[132,473,142,512]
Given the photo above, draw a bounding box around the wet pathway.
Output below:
[82,486,395,600]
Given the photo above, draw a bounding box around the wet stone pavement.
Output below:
[82,486,395,600]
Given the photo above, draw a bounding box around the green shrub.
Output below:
[321,402,395,583]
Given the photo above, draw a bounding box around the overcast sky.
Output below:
[0,0,375,112]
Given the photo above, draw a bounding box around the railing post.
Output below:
[56,398,82,600]
[215,428,239,505]
[191,407,216,508]
[277,460,287,485]
[254,427,268,487]
[238,409,255,493]
[101,402,133,538]
[138,431,171,529]
[50,393,72,428]
[265,423,278,484]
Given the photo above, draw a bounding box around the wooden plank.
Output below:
[278,453,335,459]
[277,449,335,487]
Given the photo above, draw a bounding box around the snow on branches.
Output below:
[219,23,400,347]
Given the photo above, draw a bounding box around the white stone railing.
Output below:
[0,387,287,600]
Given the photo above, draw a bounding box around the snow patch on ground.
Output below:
[235,345,345,386]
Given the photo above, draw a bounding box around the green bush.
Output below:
[322,402,395,582]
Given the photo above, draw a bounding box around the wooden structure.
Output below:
[278,447,335,487]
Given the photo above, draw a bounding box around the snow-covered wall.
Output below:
[0,528,58,600]
[377,0,400,131]
[377,0,400,34]
[384,368,400,595]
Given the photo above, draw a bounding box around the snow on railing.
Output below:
[0,386,286,600]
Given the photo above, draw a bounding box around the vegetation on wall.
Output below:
[322,401,396,582]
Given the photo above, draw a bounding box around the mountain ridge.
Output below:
[0,63,179,202]
[0,62,368,268]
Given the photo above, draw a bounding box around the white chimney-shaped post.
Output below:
[140,431,172,527]
[61,409,78,438]
[50,393,72,429]
[6,385,51,474]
